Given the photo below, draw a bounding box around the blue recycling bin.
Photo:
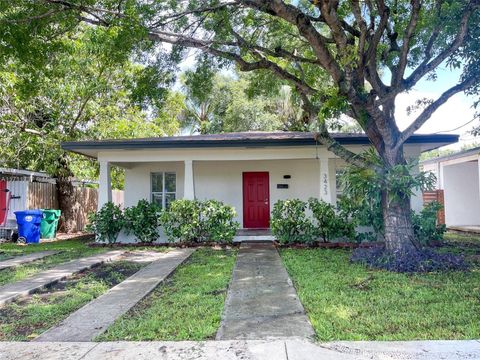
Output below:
[15,210,44,244]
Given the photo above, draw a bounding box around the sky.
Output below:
[393,67,477,150]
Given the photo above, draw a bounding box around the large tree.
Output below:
[2,1,479,254]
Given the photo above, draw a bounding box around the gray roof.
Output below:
[421,145,480,165]
[62,131,458,152]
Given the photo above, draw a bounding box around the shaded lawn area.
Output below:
[97,248,237,341]
[0,238,107,287]
[280,234,480,341]
[0,260,143,341]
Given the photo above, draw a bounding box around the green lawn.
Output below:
[280,234,480,341]
[0,238,108,286]
[98,248,237,341]
[0,260,143,341]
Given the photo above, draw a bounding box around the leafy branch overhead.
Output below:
[5,0,478,167]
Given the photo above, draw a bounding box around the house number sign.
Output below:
[322,173,329,196]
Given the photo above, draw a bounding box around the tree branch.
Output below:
[397,76,478,148]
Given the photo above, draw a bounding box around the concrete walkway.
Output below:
[216,242,314,340]
[0,251,58,270]
[0,250,123,307]
[1,340,479,360]
[35,249,195,342]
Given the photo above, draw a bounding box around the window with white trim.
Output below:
[151,172,176,209]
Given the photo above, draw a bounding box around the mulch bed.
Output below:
[276,241,384,249]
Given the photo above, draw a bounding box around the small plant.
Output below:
[412,202,446,246]
[123,199,160,243]
[271,199,316,244]
[308,198,355,242]
[160,199,239,243]
[87,202,124,244]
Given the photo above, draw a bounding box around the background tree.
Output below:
[180,69,307,133]
[2,1,479,258]
[0,26,180,231]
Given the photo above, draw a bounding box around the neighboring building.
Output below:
[63,131,458,242]
[421,146,480,228]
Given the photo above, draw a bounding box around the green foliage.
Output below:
[308,198,356,242]
[123,199,160,243]
[160,199,239,243]
[339,149,437,239]
[271,199,316,244]
[87,202,124,244]
[412,202,447,246]
[180,71,308,134]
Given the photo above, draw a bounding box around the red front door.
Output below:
[243,172,270,228]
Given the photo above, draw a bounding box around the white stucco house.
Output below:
[421,146,480,229]
[63,132,458,242]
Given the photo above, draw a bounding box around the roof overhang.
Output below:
[62,132,460,159]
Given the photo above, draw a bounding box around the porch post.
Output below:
[98,160,112,210]
[184,160,195,200]
[319,158,332,203]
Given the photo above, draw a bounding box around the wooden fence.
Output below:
[27,183,98,232]
[422,190,445,225]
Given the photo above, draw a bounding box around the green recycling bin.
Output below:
[40,209,61,239]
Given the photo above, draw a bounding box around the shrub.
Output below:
[412,202,446,246]
[160,199,239,243]
[87,202,124,244]
[308,198,355,242]
[160,199,202,243]
[124,199,160,243]
[271,199,316,244]
[202,200,239,243]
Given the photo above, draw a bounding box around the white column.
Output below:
[319,158,332,203]
[184,160,195,200]
[98,160,112,210]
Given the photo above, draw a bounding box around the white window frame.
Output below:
[151,172,176,209]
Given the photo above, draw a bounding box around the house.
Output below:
[421,146,480,229]
[63,132,458,242]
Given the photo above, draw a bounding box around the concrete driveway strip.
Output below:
[0,251,59,270]
[35,248,196,342]
[216,242,315,340]
[0,250,123,307]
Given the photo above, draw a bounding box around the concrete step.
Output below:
[233,235,276,242]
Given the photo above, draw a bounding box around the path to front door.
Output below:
[216,242,314,340]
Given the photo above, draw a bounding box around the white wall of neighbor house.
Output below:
[442,160,480,226]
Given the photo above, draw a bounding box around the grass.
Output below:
[97,248,237,341]
[0,260,143,341]
[0,238,107,287]
[280,233,480,341]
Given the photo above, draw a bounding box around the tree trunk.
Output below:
[379,145,419,255]
[382,192,419,254]
[55,154,78,233]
